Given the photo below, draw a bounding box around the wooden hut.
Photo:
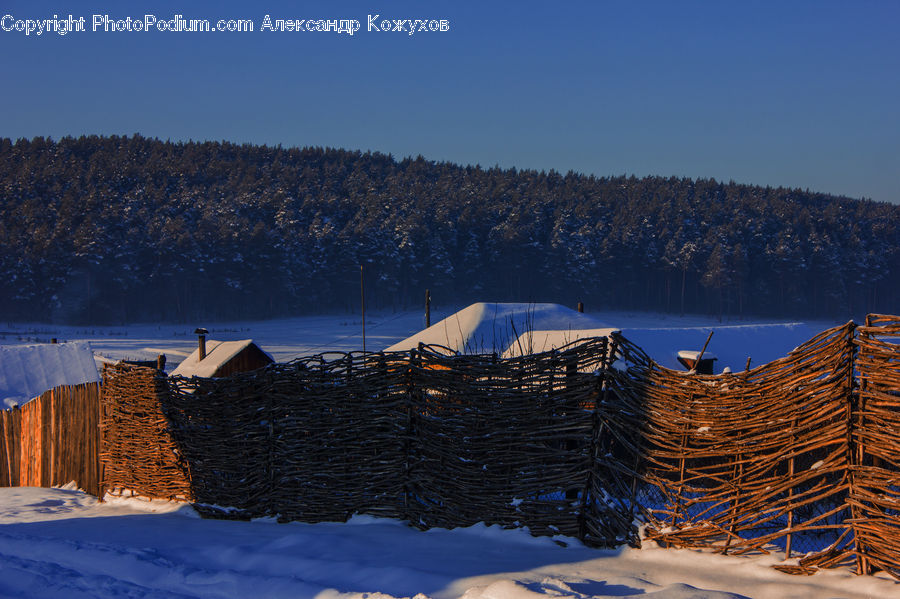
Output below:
[170,338,273,378]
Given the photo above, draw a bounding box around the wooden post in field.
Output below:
[696,331,714,365]
[425,289,431,327]
[577,302,584,313]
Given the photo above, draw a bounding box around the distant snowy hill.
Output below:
[1,136,897,324]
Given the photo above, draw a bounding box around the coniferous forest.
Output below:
[1,135,897,324]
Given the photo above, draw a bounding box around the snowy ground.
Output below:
[0,486,895,599]
[0,307,842,374]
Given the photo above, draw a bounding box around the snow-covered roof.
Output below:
[676,350,718,361]
[0,342,100,408]
[501,328,620,358]
[170,339,272,378]
[385,303,614,356]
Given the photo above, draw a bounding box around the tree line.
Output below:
[0,134,897,324]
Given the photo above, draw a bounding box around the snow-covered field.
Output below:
[5,308,892,598]
[0,486,896,599]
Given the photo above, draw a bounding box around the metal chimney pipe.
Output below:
[194,328,209,361]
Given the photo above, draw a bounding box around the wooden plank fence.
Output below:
[0,382,102,496]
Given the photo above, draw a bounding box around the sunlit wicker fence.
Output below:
[99,316,900,578]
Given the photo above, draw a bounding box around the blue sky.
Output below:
[2,0,898,203]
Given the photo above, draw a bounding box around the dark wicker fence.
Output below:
[98,317,900,578]
[0,382,102,496]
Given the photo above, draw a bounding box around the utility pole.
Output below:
[360,265,366,353]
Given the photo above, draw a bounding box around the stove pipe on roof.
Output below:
[194,328,209,361]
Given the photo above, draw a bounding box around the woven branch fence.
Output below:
[853,315,900,576]
[0,382,102,496]
[99,316,900,578]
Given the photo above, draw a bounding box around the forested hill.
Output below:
[1,135,897,324]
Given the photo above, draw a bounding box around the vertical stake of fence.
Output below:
[856,318,870,576]
[844,321,869,576]
[579,337,607,543]
[404,347,419,520]
[723,451,743,555]
[548,349,555,397]
[672,395,692,528]
[2,412,11,486]
[784,415,798,560]
[564,350,578,503]
[618,340,641,532]
[267,374,276,516]
[376,352,387,460]
[785,451,795,559]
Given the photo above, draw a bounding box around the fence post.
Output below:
[671,394,693,530]
[404,347,419,522]
[723,451,743,555]
[579,337,607,543]
[266,374,276,517]
[784,417,797,560]
[2,411,11,486]
[844,322,869,576]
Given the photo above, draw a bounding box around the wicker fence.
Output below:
[852,315,900,575]
[98,317,900,578]
[0,382,102,496]
[604,315,900,577]
[100,362,192,500]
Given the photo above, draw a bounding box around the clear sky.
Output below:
[2,0,898,203]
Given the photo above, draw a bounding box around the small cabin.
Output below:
[171,332,274,378]
[677,350,718,374]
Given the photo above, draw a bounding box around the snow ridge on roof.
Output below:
[385,303,613,356]
[0,342,100,408]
